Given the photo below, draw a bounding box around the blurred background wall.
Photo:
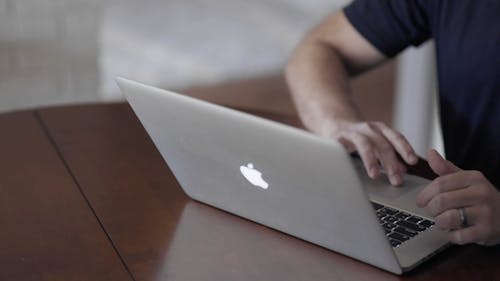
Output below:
[101,0,348,97]
[0,0,100,112]
[0,0,348,112]
[0,0,439,155]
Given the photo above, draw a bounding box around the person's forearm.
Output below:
[286,40,363,137]
[285,11,417,186]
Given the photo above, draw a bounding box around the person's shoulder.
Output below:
[343,0,433,57]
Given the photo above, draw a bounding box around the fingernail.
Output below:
[369,167,379,178]
[409,154,418,164]
[391,174,402,186]
[416,199,423,207]
[415,195,422,206]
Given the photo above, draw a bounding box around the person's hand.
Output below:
[417,149,500,246]
[324,120,418,186]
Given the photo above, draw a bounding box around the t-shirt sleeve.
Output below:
[344,0,431,57]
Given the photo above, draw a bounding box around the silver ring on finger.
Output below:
[458,207,469,228]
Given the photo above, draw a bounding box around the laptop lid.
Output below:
[117,77,403,274]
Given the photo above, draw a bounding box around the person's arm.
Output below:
[286,11,418,186]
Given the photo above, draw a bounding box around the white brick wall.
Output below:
[0,0,101,112]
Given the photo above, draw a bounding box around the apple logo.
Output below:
[240,163,269,189]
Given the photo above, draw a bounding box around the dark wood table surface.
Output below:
[1,103,499,281]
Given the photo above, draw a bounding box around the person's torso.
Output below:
[427,0,500,186]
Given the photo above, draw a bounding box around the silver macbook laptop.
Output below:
[117,77,449,274]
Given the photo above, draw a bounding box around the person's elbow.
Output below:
[285,38,308,84]
[285,33,325,87]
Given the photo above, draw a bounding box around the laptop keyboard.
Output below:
[371,202,434,248]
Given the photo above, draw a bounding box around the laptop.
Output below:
[117,77,450,274]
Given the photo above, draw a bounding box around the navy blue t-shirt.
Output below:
[344,0,500,187]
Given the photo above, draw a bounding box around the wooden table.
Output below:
[1,103,499,281]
